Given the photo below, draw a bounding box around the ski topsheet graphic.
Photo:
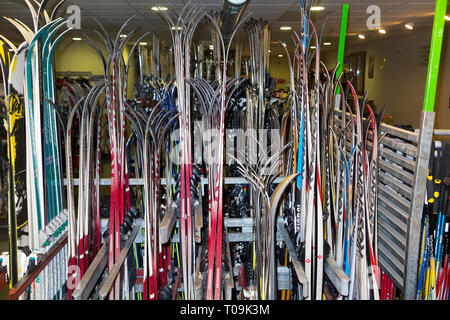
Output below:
[5,43,29,285]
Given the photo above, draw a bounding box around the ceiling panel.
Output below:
[0,0,444,55]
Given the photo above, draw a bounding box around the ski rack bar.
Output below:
[72,243,108,300]
[276,218,309,297]
[160,201,202,244]
[8,233,68,300]
[98,220,142,300]
[415,129,450,136]
[403,111,435,299]
[324,256,350,297]
[194,201,203,242]
[64,176,286,188]
[431,129,450,136]
[160,202,177,244]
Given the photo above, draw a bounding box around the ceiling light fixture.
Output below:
[445,16,450,21]
[277,54,283,57]
[151,6,168,11]
[310,46,316,49]
[311,6,325,11]
[358,34,365,40]
[139,42,148,46]
[378,28,386,34]
[171,26,182,30]
[120,34,127,38]
[404,23,414,30]
[227,0,248,4]
[323,42,331,46]
[72,37,82,41]
[280,26,292,31]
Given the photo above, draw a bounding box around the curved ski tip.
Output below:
[270,172,300,208]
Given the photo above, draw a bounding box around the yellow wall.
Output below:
[269,55,292,91]
[55,38,136,98]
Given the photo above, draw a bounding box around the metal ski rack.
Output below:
[64,175,351,298]
[8,233,68,300]
[98,222,141,300]
[72,219,142,300]
[63,114,441,300]
[333,107,433,299]
[72,243,108,300]
[376,118,427,299]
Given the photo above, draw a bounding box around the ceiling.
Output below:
[0,0,445,56]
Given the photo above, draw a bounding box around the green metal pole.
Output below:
[422,0,447,112]
[404,0,447,299]
[336,3,349,94]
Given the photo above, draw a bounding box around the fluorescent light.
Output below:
[8,48,13,52]
[151,6,168,11]
[227,0,248,4]
[268,49,271,53]
[323,42,331,46]
[311,6,325,11]
[277,54,283,57]
[171,26,182,30]
[358,34,365,40]
[378,28,386,34]
[139,42,148,46]
[280,26,292,31]
[404,23,414,30]
[209,45,214,50]
[310,46,316,49]
[445,16,450,21]
[72,37,82,41]
[120,34,127,38]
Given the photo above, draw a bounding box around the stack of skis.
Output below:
[1,0,70,299]
[263,0,383,300]
[0,0,400,301]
